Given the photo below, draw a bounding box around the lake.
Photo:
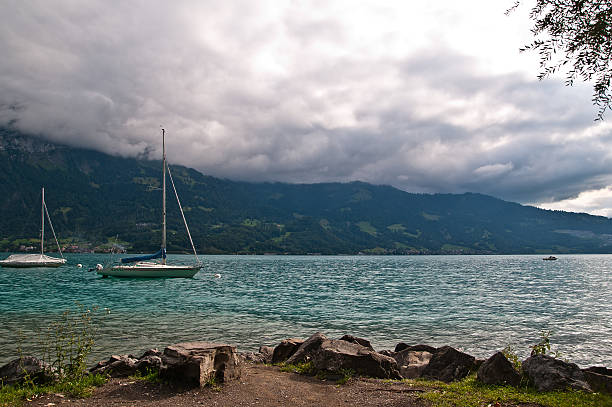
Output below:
[0,253,610,367]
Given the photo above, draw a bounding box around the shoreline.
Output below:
[4,332,612,407]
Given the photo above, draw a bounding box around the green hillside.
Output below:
[2,128,612,254]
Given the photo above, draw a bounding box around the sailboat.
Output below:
[0,188,67,268]
[98,128,202,278]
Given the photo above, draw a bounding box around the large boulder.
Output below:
[422,346,476,382]
[311,339,402,379]
[89,354,139,377]
[272,338,304,364]
[0,356,51,386]
[522,355,591,392]
[477,352,521,386]
[392,350,433,379]
[395,343,438,354]
[160,342,242,387]
[339,335,375,351]
[285,332,327,364]
[582,366,612,395]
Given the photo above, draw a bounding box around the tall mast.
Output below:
[41,187,45,255]
[161,128,167,264]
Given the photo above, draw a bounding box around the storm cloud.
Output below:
[1,1,611,213]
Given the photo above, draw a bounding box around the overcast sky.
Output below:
[2,1,612,216]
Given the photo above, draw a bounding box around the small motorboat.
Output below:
[542,256,557,261]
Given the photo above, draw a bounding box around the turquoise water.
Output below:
[0,253,610,367]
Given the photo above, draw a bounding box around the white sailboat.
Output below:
[98,128,202,278]
[0,188,67,268]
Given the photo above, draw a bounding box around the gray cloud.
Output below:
[1,1,611,211]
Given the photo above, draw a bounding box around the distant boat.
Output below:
[98,129,202,278]
[0,187,67,268]
[543,256,557,261]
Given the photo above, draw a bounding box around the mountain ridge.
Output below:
[2,127,612,255]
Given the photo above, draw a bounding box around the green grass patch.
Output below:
[0,373,107,407]
[421,212,440,221]
[278,361,316,375]
[356,221,377,236]
[387,224,406,232]
[241,218,260,227]
[132,177,160,188]
[129,368,163,385]
[414,374,612,407]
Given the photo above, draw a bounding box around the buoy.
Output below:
[76,263,83,268]
[214,273,221,278]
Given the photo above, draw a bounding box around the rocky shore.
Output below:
[1,332,611,406]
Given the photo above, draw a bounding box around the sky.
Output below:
[2,1,612,216]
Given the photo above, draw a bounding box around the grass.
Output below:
[0,373,107,407]
[1,304,110,406]
[411,374,612,407]
[279,361,316,375]
[129,368,163,385]
[276,360,611,406]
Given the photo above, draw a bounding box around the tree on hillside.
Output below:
[509,0,611,119]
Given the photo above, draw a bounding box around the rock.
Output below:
[89,354,139,378]
[393,350,433,379]
[240,352,266,364]
[0,356,51,386]
[135,355,162,373]
[522,355,591,392]
[160,342,242,387]
[477,352,521,386]
[395,343,438,353]
[139,349,162,359]
[422,346,476,382]
[582,367,612,395]
[258,346,274,364]
[584,366,612,376]
[339,335,374,351]
[272,338,305,364]
[395,342,410,352]
[285,333,327,364]
[311,339,402,379]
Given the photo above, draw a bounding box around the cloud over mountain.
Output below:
[1,1,611,211]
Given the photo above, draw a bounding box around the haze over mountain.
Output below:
[2,129,612,255]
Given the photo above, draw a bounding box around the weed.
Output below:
[205,375,222,392]
[530,330,561,358]
[335,368,355,385]
[501,344,522,371]
[0,304,109,406]
[129,368,163,385]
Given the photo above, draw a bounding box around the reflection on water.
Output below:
[0,253,610,367]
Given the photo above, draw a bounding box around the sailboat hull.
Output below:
[0,254,66,268]
[98,262,201,278]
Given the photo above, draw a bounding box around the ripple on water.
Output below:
[0,253,610,367]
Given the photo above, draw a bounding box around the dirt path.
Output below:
[27,364,431,407]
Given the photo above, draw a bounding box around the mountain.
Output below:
[2,128,612,255]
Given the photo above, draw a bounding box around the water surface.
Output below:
[0,253,610,367]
